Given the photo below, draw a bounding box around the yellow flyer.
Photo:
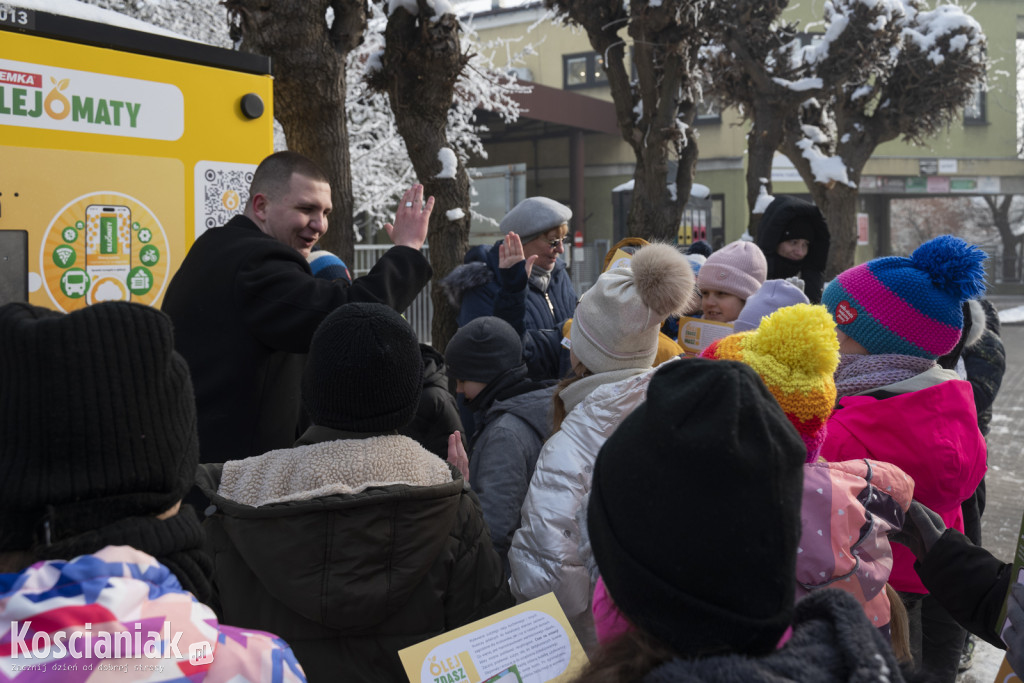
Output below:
[677,316,734,355]
[399,593,588,683]
[604,248,634,272]
[994,654,1020,682]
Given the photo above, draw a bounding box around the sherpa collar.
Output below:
[218,435,453,507]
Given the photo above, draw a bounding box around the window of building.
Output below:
[695,98,721,124]
[563,52,607,89]
[963,82,986,125]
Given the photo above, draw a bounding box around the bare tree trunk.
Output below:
[226,0,367,264]
[811,183,859,279]
[370,5,470,351]
[985,195,1020,282]
[745,113,785,238]
[782,117,870,277]
[547,0,710,244]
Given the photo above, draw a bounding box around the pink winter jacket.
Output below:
[819,373,986,594]
[797,459,914,629]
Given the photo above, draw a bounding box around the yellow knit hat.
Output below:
[701,303,838,460]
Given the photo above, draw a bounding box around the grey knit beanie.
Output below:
[498,197,572,242]
[445,317,523,384]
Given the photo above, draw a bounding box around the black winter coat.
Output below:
[755,196,830,303]
[963,299,1006,436]
[196,439,513,683]
[162,215,431,463]
[400,344,464,458]
[915,529,1012,648]
[447,239,577,332]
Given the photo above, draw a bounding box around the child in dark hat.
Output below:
[820,235,988,683]
[575,359,912,682]
[196,302,511,683]
[756,195,831,303]
[445,316,557,574]
[0,301,305,681]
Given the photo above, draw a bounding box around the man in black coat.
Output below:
[163,151,433,463]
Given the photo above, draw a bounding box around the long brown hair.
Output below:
[552,361,592,431]
[887,583,912,663]
[569,627,677,683]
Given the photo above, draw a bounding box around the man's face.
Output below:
[523,224,569,271]
[253,173,332,258]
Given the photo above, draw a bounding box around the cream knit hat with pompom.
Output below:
[571,243,695,374]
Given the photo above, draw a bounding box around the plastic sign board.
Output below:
[0,6,273,311]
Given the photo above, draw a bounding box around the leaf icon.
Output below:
[50,76,58,86]
[58,78,69,90]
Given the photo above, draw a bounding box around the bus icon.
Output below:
[61,269,89,298]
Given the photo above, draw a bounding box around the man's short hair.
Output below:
[249,151,330,201]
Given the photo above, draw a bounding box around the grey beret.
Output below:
[498,197,572,241]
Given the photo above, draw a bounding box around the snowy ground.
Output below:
[1000,305,1024,325]
[957,311,1024,682]
[958,640,1006,682]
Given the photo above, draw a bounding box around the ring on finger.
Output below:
[405,202,414,207]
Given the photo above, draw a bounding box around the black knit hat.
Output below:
[0,302,200,552]
[302,302,423,432]
[587,358,806,658]
[444,316,523,384]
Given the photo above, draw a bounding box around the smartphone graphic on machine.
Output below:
[85,204,131,303]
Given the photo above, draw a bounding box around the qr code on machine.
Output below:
[194,161,257,239]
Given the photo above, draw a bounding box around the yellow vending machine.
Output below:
[0,5,274,310]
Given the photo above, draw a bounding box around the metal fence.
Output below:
[353,244,434,344]
[353,242,613,346]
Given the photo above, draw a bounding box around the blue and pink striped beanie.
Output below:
[822,235,987,359]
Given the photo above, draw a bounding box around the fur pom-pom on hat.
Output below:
[823,235,987,359]
[702,303,839,461]
[632,243,698,320]
[572,243,694,374]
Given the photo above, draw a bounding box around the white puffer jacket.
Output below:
[507,363,671,651]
